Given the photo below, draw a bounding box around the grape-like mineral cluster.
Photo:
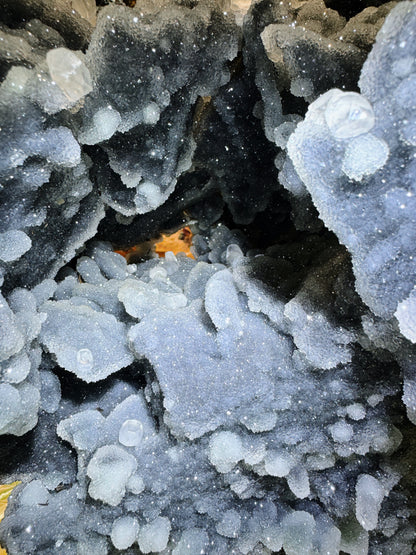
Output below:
[0,0,416,553]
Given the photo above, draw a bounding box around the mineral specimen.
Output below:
[0,1,415,554]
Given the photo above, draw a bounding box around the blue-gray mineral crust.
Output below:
[0,1,416,554]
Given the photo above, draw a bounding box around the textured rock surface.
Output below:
[0,1,416,554]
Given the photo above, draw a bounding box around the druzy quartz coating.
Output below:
[0,1,415,554]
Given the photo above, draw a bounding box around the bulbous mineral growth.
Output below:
[0,1,415,554]
[324,91,375,139]
[46,47,93,102]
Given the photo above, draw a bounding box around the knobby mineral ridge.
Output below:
[0,0,415,553]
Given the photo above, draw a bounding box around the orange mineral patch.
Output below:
[0,481,21,554]
[154,227,194,259]
[0,481,20,521]
[114,240,155,263]
[115,227,194,262]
